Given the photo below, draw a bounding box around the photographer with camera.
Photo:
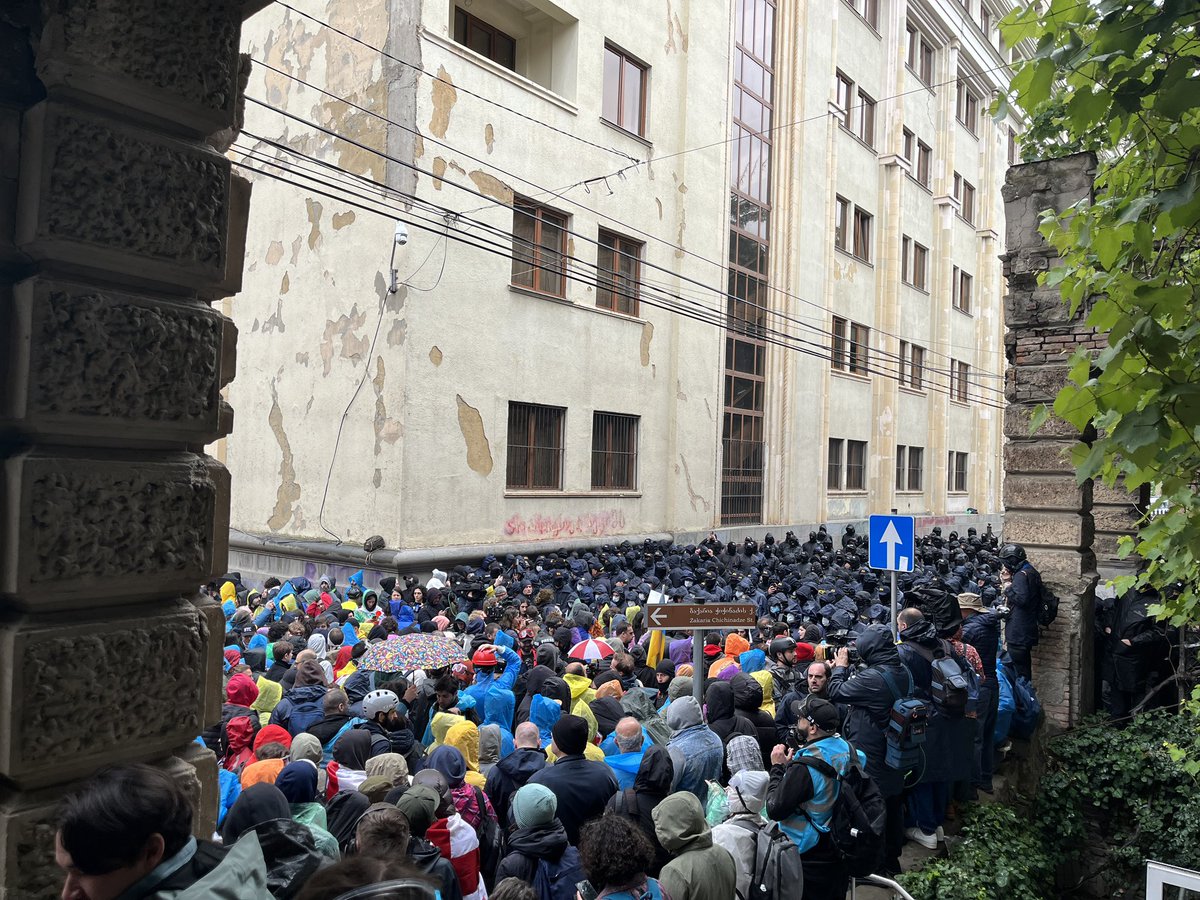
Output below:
[765,697,855,899]
[824,624,911,875]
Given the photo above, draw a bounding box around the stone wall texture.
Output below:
[0,1,255,895]
[1001,152,1124,729]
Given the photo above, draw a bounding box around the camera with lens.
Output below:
[993,604,1012,621]
[824,630,860,666]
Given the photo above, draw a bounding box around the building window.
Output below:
[512,198,568,296]
[832,316,870,376]
[835,71,854,129]
[592,412,638,490]
[841,0,879,28]
[827,437,843,490]
[980,6,991,34]
[454,7,517,70]
[856,89,876,146]
[902,129,932,187]
[906,23,934,86]
[956,78,980,135]
[1008,126,1018,165]
[829,438,867,491]
[853,206,873,261]
[952,266,973,313]
[896,445,924,491]
[603,44,648,137]
[506,402,565,490]
[834,195,850,250]
[948,450,969,492]
[952,174,977,225]
[596,230,642,315]
[899,340,925,390]
[902,237,928,291]
[950,360,971,402]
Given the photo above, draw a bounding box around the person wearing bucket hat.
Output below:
[960,592,1002,794]
[494,784,585,887]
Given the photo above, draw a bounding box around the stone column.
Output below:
[0,2,258,895]
[1000,152,1102,729]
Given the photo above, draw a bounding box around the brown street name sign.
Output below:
[646,603,758,630]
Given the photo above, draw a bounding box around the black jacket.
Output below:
[484,747,547,829]
[826,624,910,798]
[1004,563,1042,648]
[409,836,464,900]
[264,661,291,683]
[731,674,777,764]
[305,713,354,748]
[705,681,757,746]
[961,612,1001,678]
[606,745,673,876]
[495,820,583,885]
[527,754,618,845]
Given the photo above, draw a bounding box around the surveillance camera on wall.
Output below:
[394,221,409,245]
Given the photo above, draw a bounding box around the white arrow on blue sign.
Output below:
[868,514,915,573]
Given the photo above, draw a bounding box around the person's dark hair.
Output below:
[355,806,412,857]
[293,856,433,900]
[352,641,369,660]
[491,877,538,900]
[578,815,654,891]
[434,674,459,696]
[272,640,293,661]
[57,764,193,875]
[564,662,586,677]
[324,688,350,714]
[379,677,409,698]
[381,616,400,635]
[267,623,289,642]
[256,742,289,760]
[613,653,634,677]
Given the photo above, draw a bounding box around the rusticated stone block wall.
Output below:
[0,1,260,895]
[1001,153,1108,730]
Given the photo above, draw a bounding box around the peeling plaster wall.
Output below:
[225,0,728,549]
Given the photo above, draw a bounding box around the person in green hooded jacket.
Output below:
[650,791,736,900]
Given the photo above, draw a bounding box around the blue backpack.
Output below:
[533,846,585,900]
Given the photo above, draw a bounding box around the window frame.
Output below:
[899,341,925,390]
[827,437,844,490]
[454,7,517,71]
[956,78,980,135]
[906,23,935,86]
[506,401,566,491]
[841,0,880,29]
[835,71,854,130]
[852,205,873,262]
[832,316,870,376]
[846,439,867,491]
[952,266,973,314]
[602,43,649,138]
[591,411,639,491]
[596,229,643,316]
[855,88,876,147]
[916,139,932,187]
[511,197,569,298]
[950,360,971,403]
[948,450,969,493]
[834,195,850,251]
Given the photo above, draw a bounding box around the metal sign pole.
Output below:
[890,570,899,641]
[693,628,704,707]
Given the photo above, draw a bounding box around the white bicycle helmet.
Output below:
[363,689,399,719]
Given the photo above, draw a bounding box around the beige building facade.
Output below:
[224,0,1021,560]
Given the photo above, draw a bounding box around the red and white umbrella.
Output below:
[569,638,615,661]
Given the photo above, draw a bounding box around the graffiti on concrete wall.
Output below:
[503,510,626,540]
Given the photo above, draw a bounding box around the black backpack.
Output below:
[729,819,804,900]
[1038,579,1060,628]
[911,641,977,718]
[795,751,887,877]
[472,786,506,886]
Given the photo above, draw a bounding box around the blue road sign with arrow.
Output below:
[869,515,915,573]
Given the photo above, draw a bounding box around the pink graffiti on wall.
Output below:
[503,510,627,540]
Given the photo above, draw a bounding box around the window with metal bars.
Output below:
[591,412,638,490]
[511,198,568,297]
[506,402,565,490]
[596,230,642,315]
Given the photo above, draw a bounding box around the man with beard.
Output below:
[357,690,419,766]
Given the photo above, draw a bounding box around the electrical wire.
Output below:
[230,146,1010,411]
[314,220,450,544]
[237,99,1009,395]
[240,71,1010,383]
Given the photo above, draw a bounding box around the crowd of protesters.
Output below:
[53,525,1175,900]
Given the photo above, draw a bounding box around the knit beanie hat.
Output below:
[512,783,557,829]
[551,714,589,756]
